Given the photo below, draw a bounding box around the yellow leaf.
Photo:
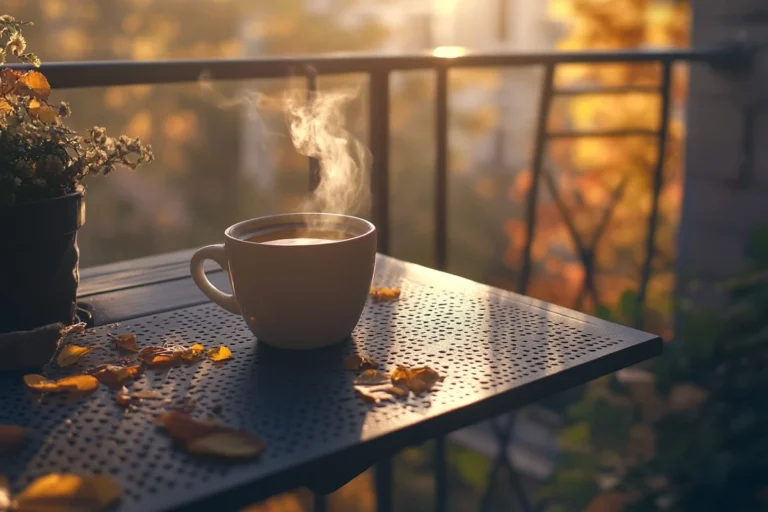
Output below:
[130,390,161,399]
[57,345,95,368]
[15,473,121,512]
[0,99,12,115]
[23,374,60,392]
[108,333,138,352]
[156,411,222,443]
[29,103,58,124]
[24,374,100,394]
[0,474,9,511]
[369,286,401,302]
[206,346,232,362]
[92,364,142,390]
[343,354,379,371]
[354,386,394,404]
[55,375,99,393]
[353,369,390,386]
[186,431,265,459]
[16,70,51,101]
[0,425,29,454]
[181,343,205,362]
[137,346,183,367]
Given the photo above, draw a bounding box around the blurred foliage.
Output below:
[543,226,768,511]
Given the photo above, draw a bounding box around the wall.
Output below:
[679,0,768,303]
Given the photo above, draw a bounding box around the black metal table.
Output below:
[0,253,662,512]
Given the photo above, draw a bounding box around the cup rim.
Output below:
[225,213,376,246]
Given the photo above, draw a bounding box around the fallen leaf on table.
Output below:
[156,411,264,459]
[92,364,142,390]
[182,343,205,362]
[156,411,223,443]
[409,366,443,395]
[56,345,97,368]
[137,346,184,367]
[131,390,162,399]
[344,354,380,371]
[108,333,138,352]
[0,475,9,511]
[369,286,401,302]
[115,387,132,407]
[354,386,394,404]
[187,431,265,459]
[0,425,29,454]
[55,375,100,393]
[390,365,443,395]
[14,473,121,512]
[353,369,390,386]
[24,374,99,394]
[207,346,232,362]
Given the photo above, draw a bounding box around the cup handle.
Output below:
[190,244,241,315]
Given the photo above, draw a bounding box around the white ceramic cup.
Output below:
[190,213,376,350]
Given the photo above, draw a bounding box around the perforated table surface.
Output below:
[0,254,662,512]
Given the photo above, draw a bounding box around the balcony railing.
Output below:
[11,44,756,511]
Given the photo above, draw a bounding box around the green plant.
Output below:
[543,226,768,511]
[0,15,153,206]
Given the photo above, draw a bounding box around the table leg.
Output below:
[314,493,328,512]
[375,457,393,512]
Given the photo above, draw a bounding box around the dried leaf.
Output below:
[353,369,390,386]
[0,99,12,115]
[389,365,443,395]
[23,374,60,392]
[56,345,95,368]
[0,475,9,511]
[55,375,100,393]
[186,431,265,459]
[156,412,265,460]
[390,365,413,387]
[137,346,183,367]
[0,425,30,454]
[108,333,138,352]
[115,387,132,408]
[93,364,142,390]
[385,385,408,397]
[409,366,442,395]
[156,411,222,443]
[369,286,401,302]
[181,343,205,362]
[15,473,121,512]
[344,354,379,371]
[206,346,232,362]
[131,390,161,400]
[27,99,58,124]
[354,386,394,404]
[16,70,51,100]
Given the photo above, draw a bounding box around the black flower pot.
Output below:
[0,191,85,333]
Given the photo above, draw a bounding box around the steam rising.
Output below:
[198,73,371,222]
[284,89,371,220]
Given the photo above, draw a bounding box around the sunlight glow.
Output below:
[432,46,467,59]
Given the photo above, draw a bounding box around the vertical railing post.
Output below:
[435,66,449,271]
[435,437,448,512]
[518,63,556,294]
[636,60,672,328]
[369,70,391,255]
[306,67,321,192]
[375,456,393,512]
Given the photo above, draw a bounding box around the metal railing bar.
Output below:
[435,66,449,271]
[636,61,673,328]
[375,457,393,512]
[8,48,736,89]
[547,129,658,139]
[435,437,447,512]
[552,85,659,96]
[369,70,391,255]
[517,63,556,295]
